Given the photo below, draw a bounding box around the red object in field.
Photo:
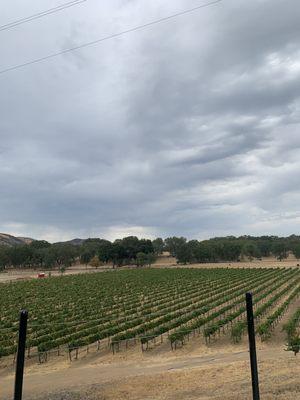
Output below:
[37,273,46,278]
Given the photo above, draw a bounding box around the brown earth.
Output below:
[153,253,300,270]
[0,233,33,247]
[0,264,113,283]
[1,341,299,400]
[1,254,300,284]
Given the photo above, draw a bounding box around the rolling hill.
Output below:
[0,233,33,247]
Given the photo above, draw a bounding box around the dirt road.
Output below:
[1,255,300,284]
[0,265,112,283]
[1,346,299,400]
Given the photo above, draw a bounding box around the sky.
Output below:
[1,0,300,242]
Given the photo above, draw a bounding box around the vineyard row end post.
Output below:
[246,292,260,400]
[14,309,28,400]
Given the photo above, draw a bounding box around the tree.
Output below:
[0,246,10,271]
[44,248,57,269]
[292,244,300,260]
[272,242,287,261]
[176,243,193,264]
[242,243,261,261]
[29,240,51,250]
[146,253,156,267]
[8,245,33,268]
[97,240,112,264]
[59,265,66,274]
[30,248,48,269]
[89,256,101,269]
[138,239,154,255]
[80,251,93,266]
[222,241,242,261]
[120,236,140,261]
[44,244,77,269]
[164,237,187,257]
[136,252,147,267]
[152,238,164,255]
[194,243,213,263]
[287,336,300,356]
[256,240,272,257]
[110,243,126,268]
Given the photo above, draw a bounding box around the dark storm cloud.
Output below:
[1,0,300,241]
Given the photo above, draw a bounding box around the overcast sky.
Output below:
[1,0,300,242]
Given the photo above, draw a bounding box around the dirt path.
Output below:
[0,265,113,283]
[1,346,296,400]
[1,256,300,284]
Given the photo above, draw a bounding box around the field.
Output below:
[1,267,300,356]
[1,267,300,399]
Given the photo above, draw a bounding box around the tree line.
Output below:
[167,235,300,264]
[0,237,156,271]
[1,234,300,271]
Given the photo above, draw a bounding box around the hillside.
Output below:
[54,238,85,246]
[0,233,33,247]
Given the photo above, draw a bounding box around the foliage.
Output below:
[292,244,300,260]
[2,234,300,271]
[1,267,299,358]
[89,256,101,269]
[152,238,164,255]
[286,335,300,356]
[136,252,147,267]
[271,242,288,261]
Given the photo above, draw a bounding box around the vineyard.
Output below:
[1,267,300,360]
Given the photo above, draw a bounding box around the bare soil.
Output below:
[1,342,299,400]
[154,254,300,270]
[0,264,113,283]
[1,255,299,284]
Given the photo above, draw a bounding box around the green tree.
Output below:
[292,244,300,260]
[152,238,164,255]
[137,239,154,255]
[8,245,33,268]
[59,265,66,274]
[176,243,193,264]
[256,240,272,257]
[120,236,140,262]
[242,243,261,261]
[109,243,126,268]
[30,248,48,269]
[0,246,10,270]
[272,242,287,261]
[80,251,93,266]
[97,240,112,263]
[44,244,77,269]
[194,243,213,263]
[29,240,51,250]
[146,253,156,266]
[136,252,147,267]
[164,237,187,257]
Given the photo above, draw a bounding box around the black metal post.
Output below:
[246,293,260,400]
[14,310,28,400]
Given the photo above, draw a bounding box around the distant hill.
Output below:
[54,238,86,246]
[0,233,34,247]
[0,233,87,247]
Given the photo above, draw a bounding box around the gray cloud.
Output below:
[1,0,300,241]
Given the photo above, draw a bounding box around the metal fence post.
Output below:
[246,293,260,400]
[14,310,28,400]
